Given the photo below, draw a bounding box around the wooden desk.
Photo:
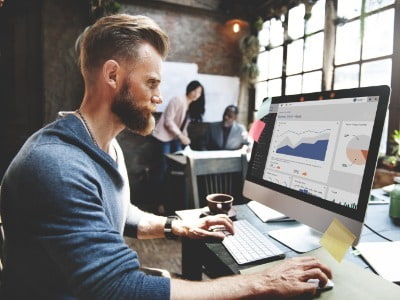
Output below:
[180,204,400,297]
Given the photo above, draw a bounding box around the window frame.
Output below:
[254,0,399,155]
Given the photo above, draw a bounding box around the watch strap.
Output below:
[164,216,178,239]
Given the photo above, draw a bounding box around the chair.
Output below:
[186,153,248,208]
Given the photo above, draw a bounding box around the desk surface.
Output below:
[180,203,400,298]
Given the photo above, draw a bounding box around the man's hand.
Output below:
[171,256,332,299]
[250,256,333,298]
[172,214,234,240]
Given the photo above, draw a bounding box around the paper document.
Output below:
[369,188,390,204]
[356,241,400,283]
[174,145,245,159]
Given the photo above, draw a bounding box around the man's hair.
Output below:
[224,105,239,116]
[187,80,205,123]
[79,14,169,80]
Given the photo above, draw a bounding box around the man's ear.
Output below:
[103,60,120,89]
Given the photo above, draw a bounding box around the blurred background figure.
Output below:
[204,105,249,151]
[151,80,205,214]
[187,82,205,123]
[0,0,5,8]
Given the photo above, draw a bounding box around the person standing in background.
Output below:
[188,82,205,123]
[151,80,205,214]
[204,105,249,151]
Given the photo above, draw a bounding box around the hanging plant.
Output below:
[90,0,121,21]
[240,34,260,83]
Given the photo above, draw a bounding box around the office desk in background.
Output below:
[179,204,400,299]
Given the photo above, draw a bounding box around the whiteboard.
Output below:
[158,61,240,123]
[158,61,198,112]
[198,73,240,122]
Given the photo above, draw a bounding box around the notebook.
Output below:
[355,241,400,283]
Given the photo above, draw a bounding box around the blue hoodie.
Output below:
[0,114,170,299]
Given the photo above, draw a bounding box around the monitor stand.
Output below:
[268,224,322,253]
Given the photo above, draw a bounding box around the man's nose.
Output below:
[151,95,163,104]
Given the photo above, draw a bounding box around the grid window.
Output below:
[268,47,283,79]
[288,4,305,39]
[257,51,269,81]
[286,75,302,95]
[334,64,360,90]
[360,59,392,87]
[306,0,325,34]
[255,81,268,111]
[303,32,324,72]
[270,19,284,46]
[363,9,394,60]
[258,21,270,47]
[337,0,362,19]
[268,79,282,97]
[286,39,304,76]
[302,71,322,93]
[365,0,395,12]
[335,21,361,65]
[254,0,396,154]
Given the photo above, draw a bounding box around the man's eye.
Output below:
[149,81,158,89]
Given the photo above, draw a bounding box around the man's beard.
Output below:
[111,82,155,136]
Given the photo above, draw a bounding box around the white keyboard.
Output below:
[222,220,285,265]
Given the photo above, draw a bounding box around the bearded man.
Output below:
[0,14,331,299]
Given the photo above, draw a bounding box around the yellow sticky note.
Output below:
[320,218,356,262]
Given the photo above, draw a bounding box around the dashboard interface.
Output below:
[248,95,380,211]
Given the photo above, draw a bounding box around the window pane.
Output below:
[258,21,270,47]
[360,59,392,87]
[362,9,394,60]
[365,0,395,13]
[286,75,302,95]
[270,19,284,46]
[286,39,304,75]
[337,0,362,19]
[268,79,282,97]
[306,0,325,34]
[269,46,283,79]
[302,71,321,93]
[303,32,324,72]
[335,20,360,65]
[288,4,305,40]
[255,81,268,110]
[334,64,360,89]
[257,51,269,81]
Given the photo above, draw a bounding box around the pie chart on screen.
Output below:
[346,135,369,165]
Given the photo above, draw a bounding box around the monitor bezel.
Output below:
[245,85,391,226]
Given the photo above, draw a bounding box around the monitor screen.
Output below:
[243,86,390,247]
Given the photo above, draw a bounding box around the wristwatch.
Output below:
[164,216,179,239]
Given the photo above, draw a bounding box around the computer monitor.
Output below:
[243,85,390,253]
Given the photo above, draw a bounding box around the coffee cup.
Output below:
[206,193,234,215]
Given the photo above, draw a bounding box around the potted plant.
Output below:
[378,129,400,172]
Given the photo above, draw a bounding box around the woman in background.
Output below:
[151,80,205,214]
